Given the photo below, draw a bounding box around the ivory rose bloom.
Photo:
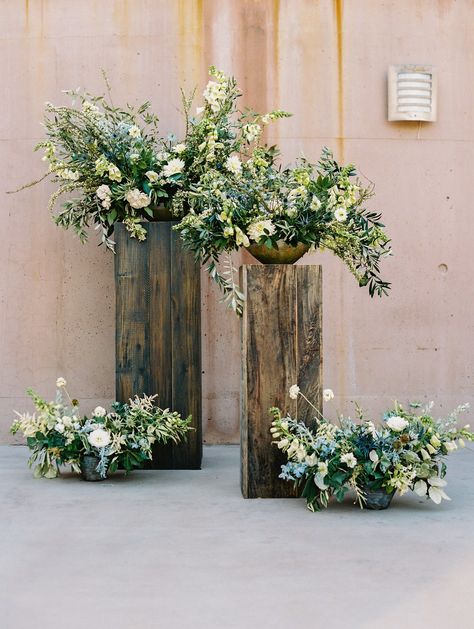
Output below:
[386,416,409,432]
[88,429,111,449]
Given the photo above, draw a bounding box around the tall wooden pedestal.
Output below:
[115,222,202,469]
[240,265,322,498]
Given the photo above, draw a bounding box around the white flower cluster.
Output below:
[247,219,275,242]
[203,80,227,113]
[128,125,141,139]
[125,188,151,209]
[96,184,112,209]
[242,123,261,143]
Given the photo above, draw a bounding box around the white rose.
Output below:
[386,416,409,432]
[96,184,111,200]
[93,406,106,417]
[323,388,334,402]
[88,428,111,449]
[289,384,300,400]
[163,158,185,178]
[56,377,67,388]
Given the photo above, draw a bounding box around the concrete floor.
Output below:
[1,445,474,629]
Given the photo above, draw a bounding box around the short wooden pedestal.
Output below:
[240,264,322,498]
[115,222,202,469]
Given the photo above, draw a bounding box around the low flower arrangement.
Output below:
[174,69,391,314]
[271,385,473,511]
[11,378,192,480]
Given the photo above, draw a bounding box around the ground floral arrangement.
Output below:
[11,378,191,480]
[270,385,474,511]
[11,67,391,315]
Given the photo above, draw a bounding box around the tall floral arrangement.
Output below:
[174,69,391,314]
[12,74,188,248]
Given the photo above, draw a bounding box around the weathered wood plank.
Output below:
[115,222,202,469]
[241,264,322,498]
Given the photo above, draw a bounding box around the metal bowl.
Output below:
[246,241,310,264]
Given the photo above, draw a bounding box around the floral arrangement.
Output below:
[174,69,391,314]
[10,378,192,479]
[12,73,189,248]
[271,385,473,511]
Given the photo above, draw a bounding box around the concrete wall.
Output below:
[2,0,473,443]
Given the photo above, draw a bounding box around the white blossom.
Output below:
[386,416,409,432]
[163,158,185,178]
[323,388,334,402]
[334,207,347,222]
[128,125,141,138]
[289,384,300,400]
[88,428,111,449]
[56,377,67,388]
[225,155,242,176]
[247,219,275,242]
[93,406,106,417]
[126,188,151,209]
[173,143,186,154]
[145,170,159,183]
[341,452,357,468]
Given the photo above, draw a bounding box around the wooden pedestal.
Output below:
[115,222,202,469]
[240,264,322,498]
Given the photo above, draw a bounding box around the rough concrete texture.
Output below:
[2,1,474,443]
[1,444,474,629]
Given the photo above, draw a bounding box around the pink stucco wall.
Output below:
[2,0,473,443]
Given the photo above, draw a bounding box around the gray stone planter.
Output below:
[362,487,395,510]
[80,454,106,482]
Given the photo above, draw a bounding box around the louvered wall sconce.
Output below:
[388,65,437,122]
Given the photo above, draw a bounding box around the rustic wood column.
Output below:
[115,222,202,469]
[240,264,322,498]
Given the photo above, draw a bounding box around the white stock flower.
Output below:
[203,80,226,113]
[334,207,347,222]
[163,158,185,178]
[289,384,300,400]
[108,165,122,182]
[56,377,67,388]
[323,388,334,402]
[386,416,409,432]
[128,125,141,138]
[146,170,159,183]
[93,406,106,417]
[88,428,111,449]
[55,423,65,434]
[225,155,242,176]
[369,450,379,464]
[126,188,151,209]
[341,452,357,468]
[173,143,186,154]
[247,219,275,242]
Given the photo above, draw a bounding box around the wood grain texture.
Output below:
[241,264,322,498]
[115,222,202,469]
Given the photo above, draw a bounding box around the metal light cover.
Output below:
[388,64,437,122]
